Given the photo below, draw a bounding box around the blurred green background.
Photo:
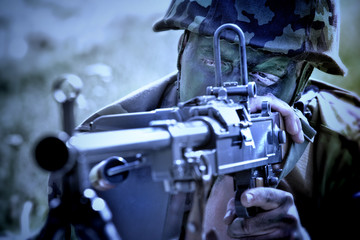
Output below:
[0,1,359,239]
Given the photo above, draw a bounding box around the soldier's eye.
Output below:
[249,72,280,87]
[201,58,233,73]
[202,58,215,67]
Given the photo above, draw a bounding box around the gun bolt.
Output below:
[89,156,130,191]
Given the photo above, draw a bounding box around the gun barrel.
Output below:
[69,127,172,154]
[35,120,210,172]
[35,135,70,171]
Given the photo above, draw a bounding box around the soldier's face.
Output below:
[179,33,302,103]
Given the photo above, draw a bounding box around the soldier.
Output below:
[57,0,360,239]
[151,1,360,239]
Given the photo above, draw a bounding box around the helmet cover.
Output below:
[154,0,347,76]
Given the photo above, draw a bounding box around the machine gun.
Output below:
[34,24,286,240]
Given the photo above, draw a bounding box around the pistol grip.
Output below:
[234,169,263,218]
[235,188,249,218]
[234,170,255,218]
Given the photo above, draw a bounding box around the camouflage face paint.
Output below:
[180,33,300,103]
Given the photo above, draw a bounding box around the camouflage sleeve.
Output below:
[300,79,360,238]
[76,72,178,132]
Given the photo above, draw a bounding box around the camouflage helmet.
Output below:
[153,0,347,76]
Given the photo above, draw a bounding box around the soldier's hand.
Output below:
[224,187,310,239]
[250,93,304,144]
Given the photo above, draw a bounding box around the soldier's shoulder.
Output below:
[306,78,360,142]
[77,72,178,132]
[309,79,360,102]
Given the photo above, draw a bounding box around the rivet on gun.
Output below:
[199,165,207,172]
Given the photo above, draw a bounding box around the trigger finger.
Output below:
[284,112,304,143]
[293,118,304,143]
[286,116,304,143]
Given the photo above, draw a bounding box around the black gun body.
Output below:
[83,98,284,176]
[35,97,285,239]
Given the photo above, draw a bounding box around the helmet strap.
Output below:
[289,62,314,106]
[176,30,191,100]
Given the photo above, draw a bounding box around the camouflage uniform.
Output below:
[79,78,360,239]
[78,0,360,239]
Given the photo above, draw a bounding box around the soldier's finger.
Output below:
[240,187,294,210]
[229,190,297,238]
[227,217,277,239]
[227,216,297,239]
[288,117,304,143]
[250,94,304,143]
[223,197,237,225]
